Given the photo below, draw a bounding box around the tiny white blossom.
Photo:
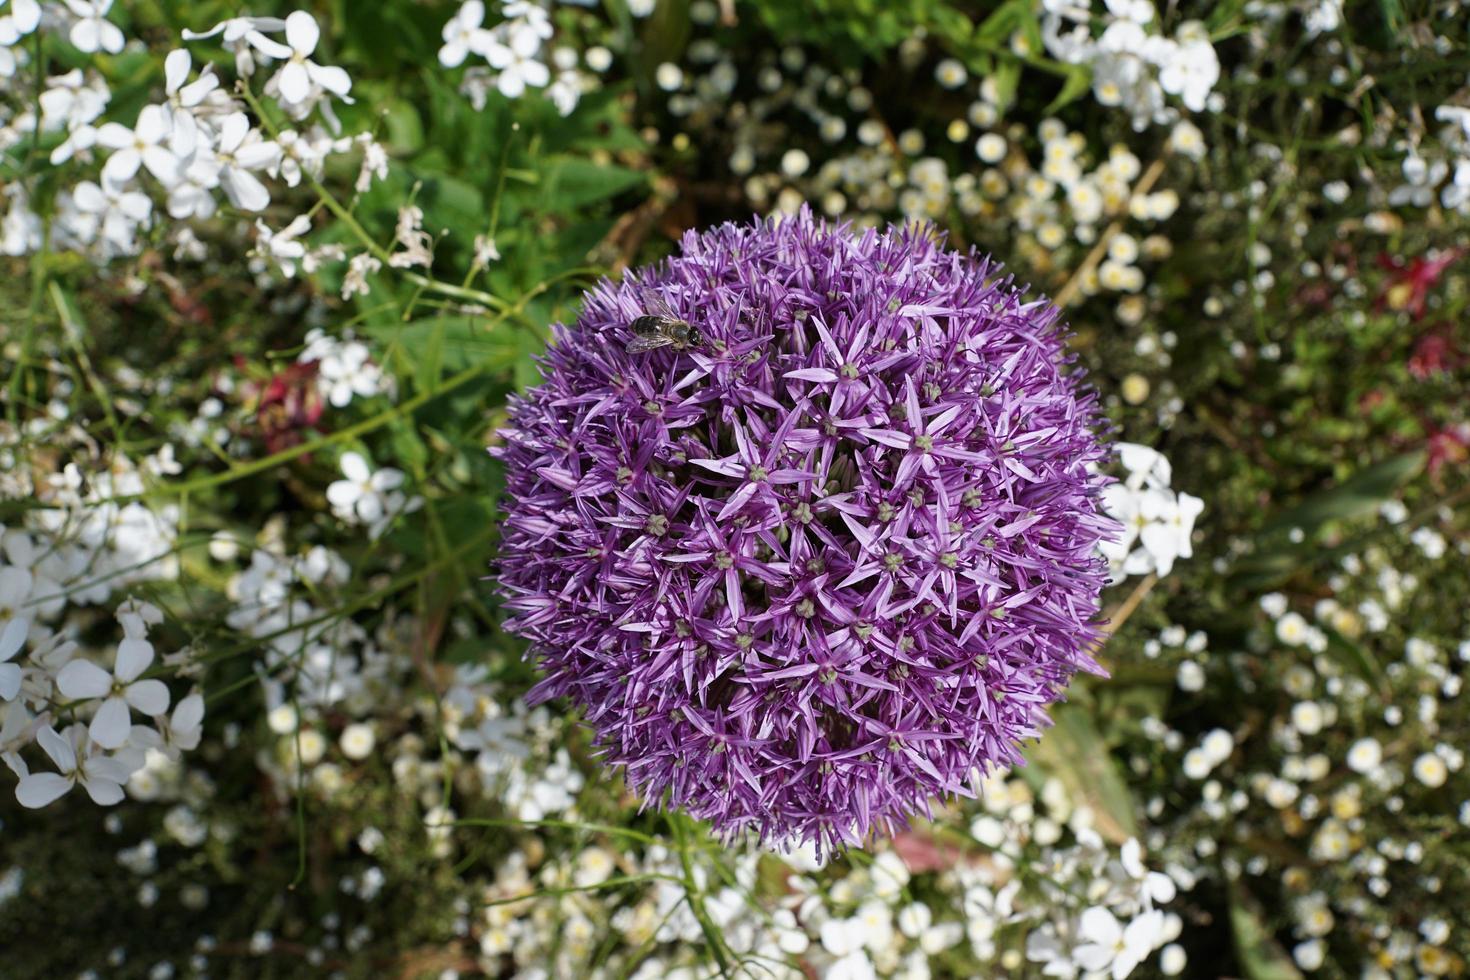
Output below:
[64,0,125,55]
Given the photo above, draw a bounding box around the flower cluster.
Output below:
[1042,0,1222,128]
[654,14,1205,321]
[439,1,587,116]
[2,596,202,810]
[1100,442,1203,580]
[1,7,385,272]
[496,208,1116,851]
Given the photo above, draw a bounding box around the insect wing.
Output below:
[637,288,680,321]
[625,333,676,353]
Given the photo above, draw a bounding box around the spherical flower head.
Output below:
[494,208,1114,853]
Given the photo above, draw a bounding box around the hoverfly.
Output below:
[625,290,703,354]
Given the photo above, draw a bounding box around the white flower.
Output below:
[166,157,223,221]
[15,724,132,807]
[898,903,933,938]
[253,11,353,109]
[1303,0,1342,37]
[64,0,125,55]
[1182,748,1212,780]
[68,178,152,257]
[214,112,281,212]
[1346,737,1382,774]
[1291,701,1324,735]
[339,722,375,760]
[327,453,406,526]
[302,330,386,407]
[1138,489,1203,577]
[353,133,389,191]
[439,1,490,68]
[1118,442,1172,490]
[1157,38,1218,113]
[342,252,381,299]
[1104,0,1153,24]
[56,637,171,749]
[1200,728,1234,765]
[820,917,865,957]
[161,49,219,158]
[1275,612,1309,646]
[182,15,288,77]
[0,614,25,701]
[1293,939,1325,971]
[1074,907,1165,979]
[485,23,550,98]
[828,951,879,980]
[252,215,314,277]
[2,0,41,34]
[547,68,583,116]
[1412,753,1448,789]
[96,105,184,186]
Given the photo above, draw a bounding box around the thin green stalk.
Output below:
[671,814,735,978]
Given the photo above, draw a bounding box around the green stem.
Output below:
[670,814,734,978]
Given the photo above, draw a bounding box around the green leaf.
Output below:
[1024,703,1139,844]
[1261,452,1425,535]
[974,0,1024,45]
[991,60,1023,111]
[1229,882,1305,980]
[1044,65,1093,114]
[1323,630,1386,692]
[381,98,426,155]
[641,0,692,73]
[365,317,529,379]
[541,157,647,212]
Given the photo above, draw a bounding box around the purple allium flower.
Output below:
[494,208,1114,852]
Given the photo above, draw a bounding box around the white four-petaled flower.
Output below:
[15,724,132,807]
[251,11,354,108]
[64,0,125,55]
[327,453,406,526]
[56,635,171,749]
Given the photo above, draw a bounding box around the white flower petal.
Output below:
[94,121,134,150]
[135,105,170,143]
[308,63,352,97]
[325,480,362,509]
[0,663,21,701]
[340,452,370,483]
[102,148,142,184]
[164,48,191,93]
[99,21,125,54]
[215,112,249,155]
[90,695,133,749]
[115,637,155,682]
[285,10,320,55]
[222,168,271,212]
[247,32,294,60]
[234,140,282,171]
[36,724,77,771]
[1080,906,1122,946]
[56,659,113,699]
[173,693,205,733]
[277,61,312,104]
[83,773,125,805]
[124,679,170,716]
[70,18,102,53]
[0,617,26,662]
[16,772,72,808]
